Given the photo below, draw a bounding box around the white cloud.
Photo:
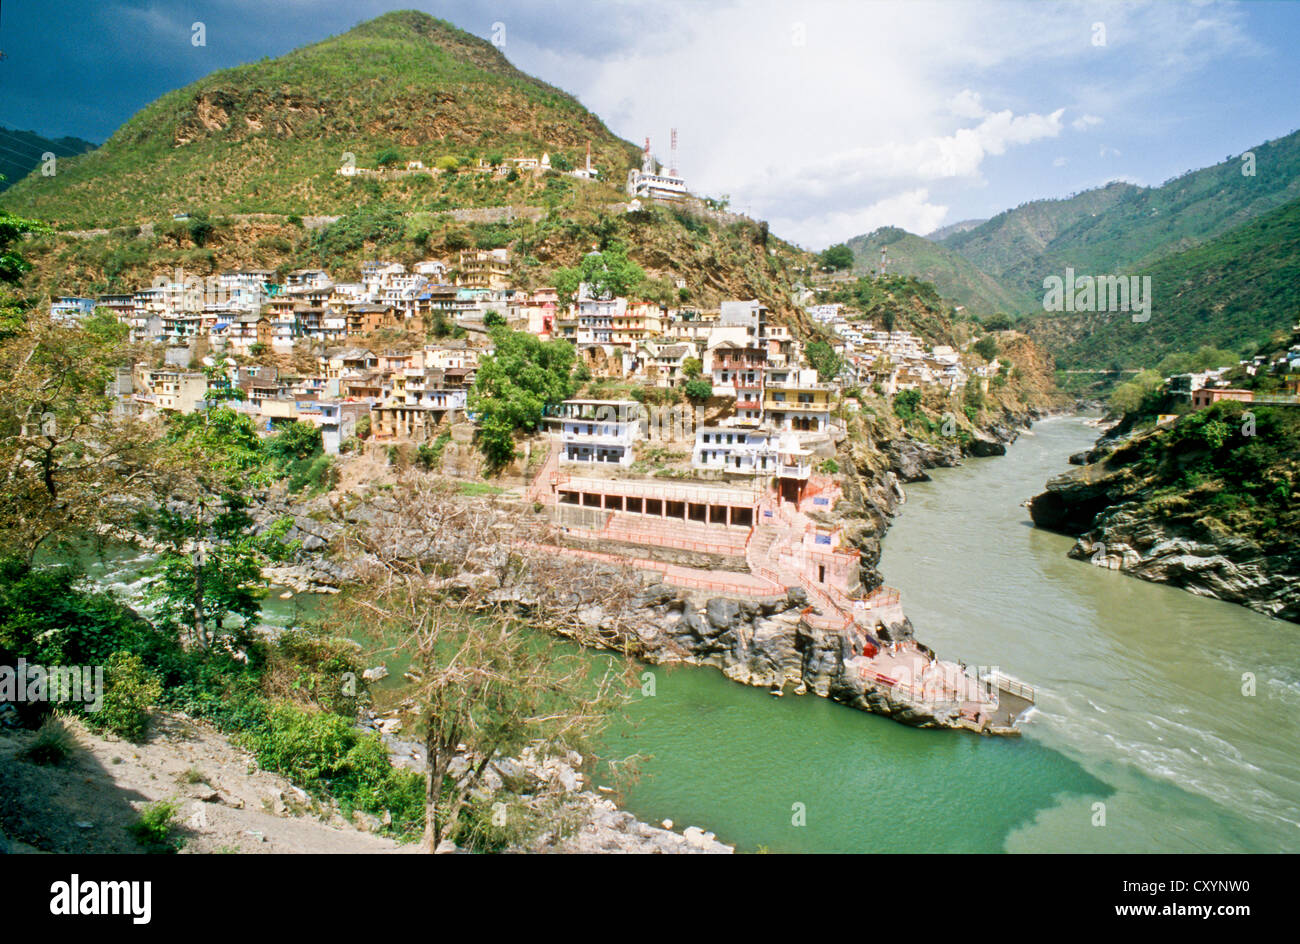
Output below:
[772,189,950,248]
[501,0,1265,247]
[1053,157,1068,167]
[1100,145,1122,158]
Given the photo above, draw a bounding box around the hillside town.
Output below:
[47,243,1033,735]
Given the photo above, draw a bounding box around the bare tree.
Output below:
[346,475,639,851]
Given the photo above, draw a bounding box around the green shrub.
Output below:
[92,652,162,742]
[893,389,922,420]
[0,558,156,667]
[127,799,184,853]
[243,704,423,839]
[683,378,713,402]
[415,433,451,470]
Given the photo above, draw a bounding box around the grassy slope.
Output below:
[845,226,1037,316]
[1,11,639,226]
[1024,195,1300,369]
[940,182,1140,282]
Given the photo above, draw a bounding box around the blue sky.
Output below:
[1,0,1297,247]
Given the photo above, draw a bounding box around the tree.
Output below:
[974,335,999,361]
[144,493,292,652]
[552,241,645,305]
[806,339,843,383]
[893,388,922,420]
[819,244,854,271]
[469,328,577,469]
[146,402,300,650]
[483,310,507,329]
[0,208,50,287]
[346,478,636,852]
[0,307,158,557]
[681,356,703,380]
[684,378,713,402]
[376,147,402,167]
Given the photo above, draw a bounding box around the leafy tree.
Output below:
[681,356,703,380]
[187,212,215,247]
[819,243,854,271]
[552,241,644,305]
[0,304,154,556]
[974,335,999,361]
[549,153,572,171]
[483,310,507,328]
[806,339,843,383]
[376,147,402,167]
[0,208,50,286]
[1107,369,1164,416]
[145,491,296,651]
[265,421,323,465]
[469,327,577,469]
[684,378,713,402]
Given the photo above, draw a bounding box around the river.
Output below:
[606,415,1300,853]
[76,415,1300,852]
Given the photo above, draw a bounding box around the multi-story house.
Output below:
[556,399,639,468]
[763,368,834,434]
[709,340,767,424]
[692,427,780,476]
[456,249,510,291]
[50,296,97,323]
[574,283,624,344]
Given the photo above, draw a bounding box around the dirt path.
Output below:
[0,713,411,854]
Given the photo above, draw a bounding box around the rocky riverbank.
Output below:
[1030,414,1300,623]
[235,406,1049,732]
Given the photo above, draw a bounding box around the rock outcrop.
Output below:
[1030,426,1300,623]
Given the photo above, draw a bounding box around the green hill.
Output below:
[1024,195,1300,369]
[0,127,96,192]
[945,129,1300,298]
[940,182,1141,284]
[844,226,1036,316]
[1,10,639,227]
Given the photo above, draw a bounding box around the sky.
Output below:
[1,0,1298,248]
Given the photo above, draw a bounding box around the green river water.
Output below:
[81,415,1299,853]
[602,415,1300,853]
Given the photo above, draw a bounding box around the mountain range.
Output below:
[842,128,1300,368]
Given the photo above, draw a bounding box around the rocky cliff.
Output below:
[1030,405,1300,623]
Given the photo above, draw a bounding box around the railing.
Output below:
[982,671,1036,704]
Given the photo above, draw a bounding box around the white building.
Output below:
[557,399,639,468]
